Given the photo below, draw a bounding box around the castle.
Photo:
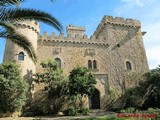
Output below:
[3,15,149,109]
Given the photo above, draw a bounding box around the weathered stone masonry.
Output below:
[3,15,149,109]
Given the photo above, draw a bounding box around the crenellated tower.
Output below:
[3,21,40,77]
[66,25,85,38]
[93,16,149,92]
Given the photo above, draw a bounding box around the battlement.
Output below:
[66,25,86,38]
[38,31,108,47]
[38,15,142,47]
[93,16,141,37]
[13,20,40,33]
[67,25,85,31]
[102,16,141,27]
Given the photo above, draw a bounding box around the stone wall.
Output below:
[3,15,149,109]
[93,16,149,92]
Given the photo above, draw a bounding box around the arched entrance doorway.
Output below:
[90,89,100,109]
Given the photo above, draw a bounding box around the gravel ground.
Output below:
[0,110,116,120]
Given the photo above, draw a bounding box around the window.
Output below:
[93,60,97,69]
[88,60,92,69]
[18,52,24,61]
[126,61,132,70]
[55,58,61,69]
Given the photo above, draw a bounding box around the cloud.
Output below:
[121,0,155,7]
[122,0,143,6]
[143,23,160,45]
[143,22,160,69]
[136,0,143,6]
[145,46,160,69]
[115,0,144,16]
[115,0,160,69]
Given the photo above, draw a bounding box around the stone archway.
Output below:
[90,89,100,109]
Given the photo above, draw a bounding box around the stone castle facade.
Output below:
[3,15,149,109]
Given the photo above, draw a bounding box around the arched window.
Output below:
[88,60,92,69]
[93,60,97,69]
[126,61,132,70]
[18,52,24,61]
[55,58,61,69]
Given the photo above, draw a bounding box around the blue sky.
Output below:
[0,0,160,69]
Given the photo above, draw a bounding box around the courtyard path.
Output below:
[0,110,116,120]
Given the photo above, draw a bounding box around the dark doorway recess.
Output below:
[90,89,100,109]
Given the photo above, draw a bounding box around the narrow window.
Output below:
[18,52,24,61]
[88,60,92,69]
[93,60,97,69]
[55,58,61,69]
[126,61,132,70]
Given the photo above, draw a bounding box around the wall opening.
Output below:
[90,89,100,109]
[55,58,61,69]
[18,52,24,61]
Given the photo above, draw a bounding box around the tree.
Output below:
[0,0,63,63]
[124,65,160,109]
[68,65,96,108]
[0,62,28,113]
[140,66,160,108]
[33,59,65,88]
[32,59,68,114]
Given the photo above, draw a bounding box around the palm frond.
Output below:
[0,0,25,7]
[1,8,63,32]
[0,30,37,63]
[50,0,55,2]
[0,21,15,32]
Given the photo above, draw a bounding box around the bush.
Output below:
[0,62,28,113]
[105,86,122,110]
[78,107,90,115]
[64,107,90,116]
[63,106,78,116]
[31,59,68,115]
[120,107,136,113]
[68,65,96,111]
[147,108,160,115]
[123,66,160,109]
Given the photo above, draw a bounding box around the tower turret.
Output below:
[3,21,40,77]
[66,25,85,38]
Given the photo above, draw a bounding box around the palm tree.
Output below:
[0,0,63,63]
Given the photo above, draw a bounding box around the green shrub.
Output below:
[0,62,28,113]
[120,109,126,113]
[68,65,96,109]
[31,59,68,115]
[64,106,78,116]
[78,107,90,115]
[125,107,136,113]
[147,108,160,116]
[64,107,91,116]
[124,66,160,109]
[120,107,136,113]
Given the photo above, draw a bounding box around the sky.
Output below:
[0,0,160,69]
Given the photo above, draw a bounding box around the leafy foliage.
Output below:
[33,59,65,89]
[31,59,68,114]
[0,0,62,63]
[0,62,28,113]
[105,86,122,110]
[63,107,90,116]
[147,108,160,116]
[124,66,160,109]
[63,106,79,116]
[69,65,96,96]
[68,65,96,108]
[140,66,160,108]
[120,107,136,113]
